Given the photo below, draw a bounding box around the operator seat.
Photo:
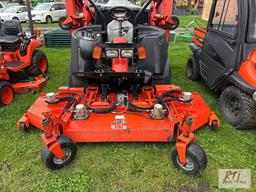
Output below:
[107,20,134,42]
[0,20,23,52]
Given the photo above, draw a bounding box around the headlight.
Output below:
[106,49,119,58]
[121,49,133,58]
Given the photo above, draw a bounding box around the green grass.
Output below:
[178,15,208,28]
[0,43,255,192]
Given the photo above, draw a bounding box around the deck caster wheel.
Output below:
[219,86,256,130]
[41,136,77,170]
[210,120,218,130]
[31,90,37,94]
[171,143,207,176]
[19,123,27,132]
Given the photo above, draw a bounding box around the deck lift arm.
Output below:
[60,0,177,33]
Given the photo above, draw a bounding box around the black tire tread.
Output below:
[0,81,15,107]
[171,142,207,176]
[25,50,48,77]
[186,56,201,81]
[41,136,77,170]
[219,86,256,130]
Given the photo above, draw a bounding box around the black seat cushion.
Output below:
[0,20,23,51]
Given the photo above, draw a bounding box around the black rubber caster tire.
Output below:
[186,56,201,81]
[151,60,172,85]
[59,16,72,30]
[25,50,48,77]
[219,86,256,130]
[19,123,27,132]
[171,143,208,176]
[0,81,15,107]
[41,136,77,170]
[210,120,219,130]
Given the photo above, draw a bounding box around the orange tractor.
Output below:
[0,1,48,107]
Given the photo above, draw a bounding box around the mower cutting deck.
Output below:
[19,85,219,175]
[18,0,220,176]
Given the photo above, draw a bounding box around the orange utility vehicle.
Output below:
[187,0,256,129]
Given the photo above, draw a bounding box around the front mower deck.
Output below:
[18,84,219,175]
[12,75,46,94]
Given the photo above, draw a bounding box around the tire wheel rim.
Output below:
[187,60,193,78]
[53,147,72,165]
[176,155,195,171]
[47,17,52,23]
[1,87,14,105]
[39,57,47,74]
[226,97,241,119]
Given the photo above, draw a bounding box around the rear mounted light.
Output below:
[137,47,147,60]
[106,49,119,58]
[121,49,133,58]
[92,47,102,59]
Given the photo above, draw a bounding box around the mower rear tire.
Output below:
[171,143,207,176]
[26,50,48,77]
[0,81,15,107]
[186,56,201,81]
[151,60,171,85]
[219,86,256,130]
[68,68,88,88]
[41,136,77,170]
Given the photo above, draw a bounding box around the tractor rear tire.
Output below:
[26,50,48,77]
[0,81,15,107]
[171,143,207,176]
[186,56,201,81]
[151,60,171,85]
[219,86,256,130]
[41,136,77,170]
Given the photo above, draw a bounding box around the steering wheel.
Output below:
[109,6,132,21]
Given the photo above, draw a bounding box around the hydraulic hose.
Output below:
[45,96,78,107]
[57,92,118,114]
[128,101,155,112]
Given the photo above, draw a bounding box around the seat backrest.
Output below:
[1,20,22,36]
[107,20,134,42]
